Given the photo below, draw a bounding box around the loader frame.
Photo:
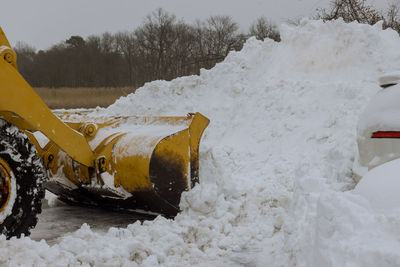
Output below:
[0,28,94,167]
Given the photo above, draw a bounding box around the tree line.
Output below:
[15,9,279,88]
[316,0,400,32]
[15,2,400,88]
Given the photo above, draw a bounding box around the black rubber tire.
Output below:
[0,120,46,238]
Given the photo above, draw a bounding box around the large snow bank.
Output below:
[2,19,400,266]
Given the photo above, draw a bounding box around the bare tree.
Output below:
[316,0,383,25]
[14,41,36,58]
[14,41,36,82]
[168,22,196,77]
[115,31,137,86]
[384,3,400,33]
[101,32,116,53]
[205,16,239,58]
[135,8,179,80]
[249,17,280,41]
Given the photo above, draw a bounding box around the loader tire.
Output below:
[0,120,46,238]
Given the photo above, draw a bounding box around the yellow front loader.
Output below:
[0,28,209,238]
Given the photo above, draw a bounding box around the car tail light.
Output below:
[371,131,400,138]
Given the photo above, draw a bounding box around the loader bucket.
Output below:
[43,112,209,216]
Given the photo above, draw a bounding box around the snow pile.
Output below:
[358,83,400,133]
[355,158,400,214]
[2,19,400,266]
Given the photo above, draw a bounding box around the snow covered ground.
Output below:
[2,19,400,266]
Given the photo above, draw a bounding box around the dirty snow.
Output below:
[2,19,400,266]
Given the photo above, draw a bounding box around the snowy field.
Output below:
[2,19,400,266]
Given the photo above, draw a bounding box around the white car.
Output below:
[354,72,400,181]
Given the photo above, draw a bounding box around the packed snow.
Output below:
[2,19,400,266]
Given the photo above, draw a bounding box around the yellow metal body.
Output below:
[0,28,94,166]
[0,27,209,215]
[43,113,209,214]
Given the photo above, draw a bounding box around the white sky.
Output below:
[0,0,392,50]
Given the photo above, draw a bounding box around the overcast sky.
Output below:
[0,0,391,50]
